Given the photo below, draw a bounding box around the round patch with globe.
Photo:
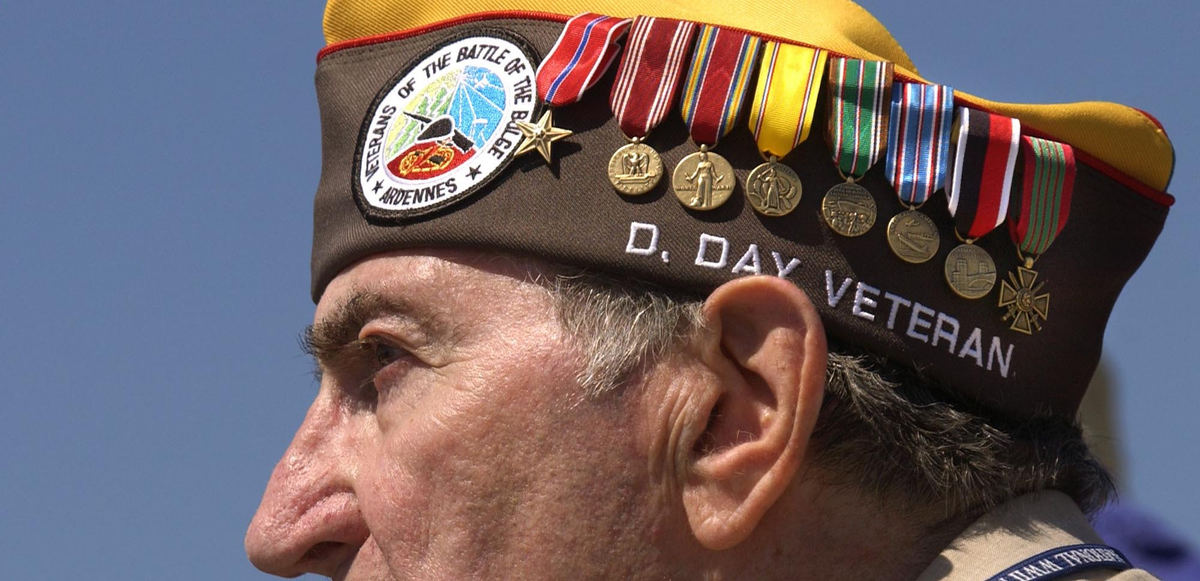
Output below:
[354,33,539,219]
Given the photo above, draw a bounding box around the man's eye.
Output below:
[364,338,406,370]
[338,339,399,409]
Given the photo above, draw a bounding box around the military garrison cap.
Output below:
[309,0,1175,419]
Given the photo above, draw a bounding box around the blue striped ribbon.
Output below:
[679,25,760,146]
[885,82,954,206]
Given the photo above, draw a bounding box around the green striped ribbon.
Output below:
[1011,136,1076,256]
[827,57,893,179]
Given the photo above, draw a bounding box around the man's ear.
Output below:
[682,275,827,550]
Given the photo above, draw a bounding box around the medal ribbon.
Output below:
[827,57,893,179]
[537,13,633,106]
[609,16,697,138]
[947,107,1020,239]
[748,42,827,158]
[885,82,954,205]
[679,26,761,146]
[1009,136,1075,256]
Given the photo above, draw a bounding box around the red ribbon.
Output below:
[609,16,697,138]
[948,107,1020,239]
[679,26,760,146]
[536,13,632,106]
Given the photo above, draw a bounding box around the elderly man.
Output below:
[246,0,1175,578]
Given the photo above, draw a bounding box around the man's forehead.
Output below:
[315,250,556,323]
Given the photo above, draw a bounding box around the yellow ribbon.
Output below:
[748,42,827,159]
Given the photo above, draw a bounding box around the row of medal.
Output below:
[514,14,1076,334]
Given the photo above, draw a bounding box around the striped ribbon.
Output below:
[679,26,760,146]
[1010,136,1075,256]
[827,57,893,179]
[947,107,1020,239]
[748,42,827,158]
[537,13,633,106]
[609,16,697,138]
[885,82,954,205]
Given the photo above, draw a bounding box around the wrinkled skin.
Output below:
[245,251,672,579]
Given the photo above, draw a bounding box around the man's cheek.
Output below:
[373,370,442,432]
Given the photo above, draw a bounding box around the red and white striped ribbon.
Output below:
[609,16,697,138]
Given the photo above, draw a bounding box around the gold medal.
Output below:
[607,140,663,195]
[998,260,1050,335]
[672,145,735,210]
[746,158,802,217]
[944,243,996,299]
[886,209,940,264]
[821,181,876,237]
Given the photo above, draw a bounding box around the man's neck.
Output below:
[679,472,978,580]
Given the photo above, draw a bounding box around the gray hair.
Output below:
[539,270,1114,517]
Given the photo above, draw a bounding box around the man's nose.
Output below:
[245,393,370,577]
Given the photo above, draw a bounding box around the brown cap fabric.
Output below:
[310,14,1170,420]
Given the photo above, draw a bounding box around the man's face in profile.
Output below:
[245,251,665,579]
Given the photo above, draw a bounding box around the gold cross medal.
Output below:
[998,259,1051,335]
[822,57,892,236]
[997,136,1077,334]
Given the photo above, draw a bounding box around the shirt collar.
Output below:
[917,491,1104,580]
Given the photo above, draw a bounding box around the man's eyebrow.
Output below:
[300,290,426,367]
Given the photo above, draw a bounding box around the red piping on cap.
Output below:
[317,11,1174,207]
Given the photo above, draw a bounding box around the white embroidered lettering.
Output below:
[625,222,659,256]
[932,313,960,354]
[825,270,853,308]
[958,328,984,368]
[906,302,935,343]
[732,244,762,275]
[695,234,729,269]
[882,292,911,330]
[852,282,880,322]
[771,251,801,277]
[1020,563,1047,576]
[987,336,1013,378]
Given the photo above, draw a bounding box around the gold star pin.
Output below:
[998,265,1050,335]
[514,110,572,163]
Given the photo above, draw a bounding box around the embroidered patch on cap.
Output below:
[353,30,540,219]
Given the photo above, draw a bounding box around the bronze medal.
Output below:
[998,263,1050,335]
[944,243,997,299]
[886,210,940,264]
[607,141,663,195]
[513,110,573,164]
[821,181,876,237]
[672,147,735,210]
[746,159,802,217]
[995,136,1074,333]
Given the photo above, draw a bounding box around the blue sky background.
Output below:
[0,2,1195,579]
